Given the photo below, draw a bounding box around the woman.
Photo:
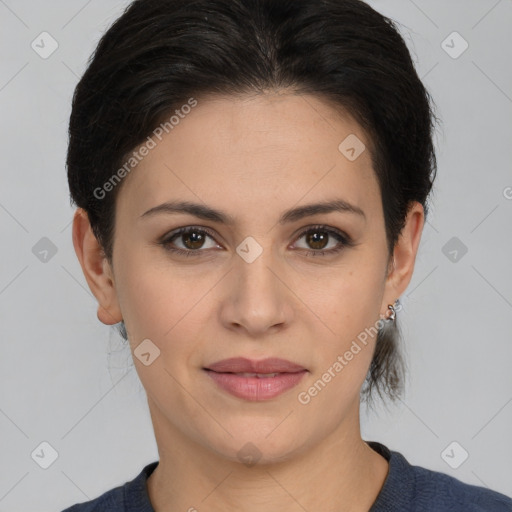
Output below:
[62,0,512,510]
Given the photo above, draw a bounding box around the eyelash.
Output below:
[158,224,353,258]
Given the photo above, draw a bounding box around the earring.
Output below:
[386,299,400,322]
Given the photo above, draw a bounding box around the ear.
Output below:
[71,208,123,326]
[381,201,425,316]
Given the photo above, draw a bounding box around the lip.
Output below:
[205,357,306,373]
[203,357,308,401]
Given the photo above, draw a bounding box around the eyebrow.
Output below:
[139,198,366,225]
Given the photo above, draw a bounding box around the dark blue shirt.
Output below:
[61,441,512,511]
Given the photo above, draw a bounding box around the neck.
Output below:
[146,396,389,512]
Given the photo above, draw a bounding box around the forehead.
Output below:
[117,92,380,222]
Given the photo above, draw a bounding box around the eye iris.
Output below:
[307,231,328,250]
[183,230,205,250]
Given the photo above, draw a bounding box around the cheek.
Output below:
[117,267,204,392]
[302,265,384,389]
[113,253,198,345]
[297,318,379,420]
[307,266,383,336]
[115,262,224,383]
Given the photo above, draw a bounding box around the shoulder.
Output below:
[410,461,512,511]
[61,487,123,511]
[392,452,512,512]
[60,461,158,512]
[368,441,512,512]
[61,483,126,512]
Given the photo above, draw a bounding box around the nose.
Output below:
[218,238,291,337]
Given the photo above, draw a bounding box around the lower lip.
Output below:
[204,369,308,401]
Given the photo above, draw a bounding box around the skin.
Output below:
[72,91,424,512]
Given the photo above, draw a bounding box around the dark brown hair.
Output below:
[67,0,438,405]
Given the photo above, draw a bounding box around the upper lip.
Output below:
[204,357,307,373]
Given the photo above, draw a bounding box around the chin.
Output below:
[199,422,312,467]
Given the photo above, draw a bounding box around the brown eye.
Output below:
[293,225,352,257]
[305,230,329,250]
[160,227,219,256]
[179,229,208,250]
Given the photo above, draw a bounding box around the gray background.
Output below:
[0,1,511,510]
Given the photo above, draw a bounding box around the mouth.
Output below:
[204,356,307,374]
[203,358,308,401]
[214,372,284,378]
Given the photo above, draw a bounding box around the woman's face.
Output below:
[81,92,423,463]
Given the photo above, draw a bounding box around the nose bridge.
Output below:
[223,233,289,330]
[235,233,282,297]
